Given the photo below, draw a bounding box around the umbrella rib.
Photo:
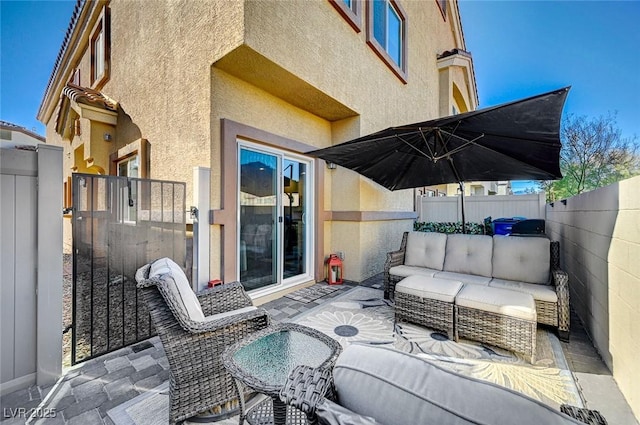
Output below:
[432,131,485,161]
[418,128,437,159]
[437,120,462,157]
[396,135,434,161]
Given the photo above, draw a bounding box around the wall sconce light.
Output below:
[326,161,337,170]
[103,133,112,142]
[550,202,554,208]
[561,199,567,205]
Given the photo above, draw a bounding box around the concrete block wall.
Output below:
[546,175,640,420]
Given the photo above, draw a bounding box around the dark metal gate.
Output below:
[71,173,186,364]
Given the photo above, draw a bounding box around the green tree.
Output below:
[538,113,639,202]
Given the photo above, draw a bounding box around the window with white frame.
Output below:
[92,28,104,82]
[90,7,110,87]
[367,0,407,82]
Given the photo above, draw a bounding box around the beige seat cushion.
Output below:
[150,257,205,322]
[404,231,447,271]
[490,278,558,303]
[443,234,493,277]
[435,271,492,286]
[456,284,536,321]
[396,275,463,303]
[389,265,439,279]
[492,235,550,284]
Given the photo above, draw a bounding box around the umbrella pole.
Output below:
[459,182,466,234]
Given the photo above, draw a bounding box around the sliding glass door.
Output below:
[239,143,313,291]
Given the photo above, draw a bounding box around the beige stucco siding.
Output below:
[243,0,454,134]
[104,0,246,202]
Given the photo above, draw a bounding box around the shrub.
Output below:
[413,221,486,235]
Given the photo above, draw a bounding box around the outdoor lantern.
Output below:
[326,254,343,285]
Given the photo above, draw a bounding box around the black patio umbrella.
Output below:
[307,87,569,232]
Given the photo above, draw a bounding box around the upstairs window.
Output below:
[367,0,407,82]
[90,6,110,88]
[329,0,363,32]
[92,26,104,81]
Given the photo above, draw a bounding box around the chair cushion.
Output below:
[404,232,447,271]
[455,284,536,321]
[332,345,581,425]
[388,265,439,279]
[396,276,463,303]
[492,235,550,284]
[490,278,558,303]
[442,234,493,277]
[150,257,205,322]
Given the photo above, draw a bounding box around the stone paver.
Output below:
[66,409,104,425]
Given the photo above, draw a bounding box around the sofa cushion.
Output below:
[404,231,447,271]
[332,344,581,425]
[442,234,493,277]
[492,236,550,284]
[490,278,558,303]
[434,271,491,286]
[389,265,439,279]
[455,284,536,321]
[150,257,205,322]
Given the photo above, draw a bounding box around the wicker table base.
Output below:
[246,397,309,425]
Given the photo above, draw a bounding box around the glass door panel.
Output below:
[283,159,307,279]
[239,149,278,291]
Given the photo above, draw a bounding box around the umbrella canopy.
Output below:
[306,87,569,233]
[307,87,569,191]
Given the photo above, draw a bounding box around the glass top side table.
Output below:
[224,323,342,425]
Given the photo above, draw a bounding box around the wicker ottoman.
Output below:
[395,275,464,339]
[455,285,537,363]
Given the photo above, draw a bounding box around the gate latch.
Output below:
[189,206,198,219]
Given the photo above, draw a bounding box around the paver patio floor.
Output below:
[1,274,636,424]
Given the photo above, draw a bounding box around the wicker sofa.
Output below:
[280,344,606,425]
[384,232,570,341]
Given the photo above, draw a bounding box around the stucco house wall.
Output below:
[39,0,477,296]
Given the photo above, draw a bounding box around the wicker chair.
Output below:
[135,260,271,424]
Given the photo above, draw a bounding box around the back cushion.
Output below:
[150,257,205,322]
[332,345,581,425]
[443,234,493,277]
[404,232,447,271]
[492,236,550,284]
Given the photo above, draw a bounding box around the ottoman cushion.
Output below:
[456,284,536,321]
[396,275,463,303]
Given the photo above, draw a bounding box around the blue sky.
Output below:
[458,0,640,194]
[1,1,639,152]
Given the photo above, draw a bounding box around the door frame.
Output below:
[237,141,315,294]
[215,119,327,292]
